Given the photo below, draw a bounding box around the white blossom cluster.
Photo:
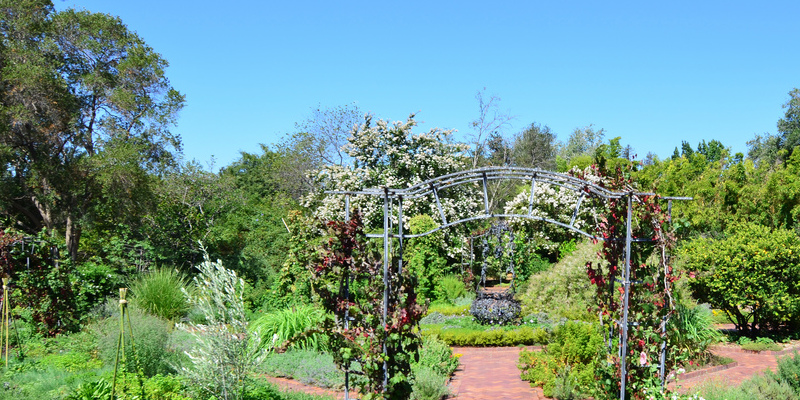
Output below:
[503,167,604,250]
[302,114,479,257]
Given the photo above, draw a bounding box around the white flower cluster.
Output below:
[503,167,603,250]
[302,114,479,257]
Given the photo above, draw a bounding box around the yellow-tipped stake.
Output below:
[111,288,128,399]
[2,276,9,369]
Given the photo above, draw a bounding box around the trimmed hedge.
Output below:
[423,325,549,347]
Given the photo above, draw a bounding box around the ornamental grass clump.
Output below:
[130,268,191,321]
[177,251,263,400]
[250,305,328,352]
[668,303,723,365]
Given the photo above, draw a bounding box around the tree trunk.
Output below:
[65,215,81,262]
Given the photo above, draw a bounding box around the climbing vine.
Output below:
[582,165,680,400]
[311,211,426,400]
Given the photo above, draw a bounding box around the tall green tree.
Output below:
[778,88,800,160]
[556,125,605,171]
[0,1,184,260]
[511,122,557,170]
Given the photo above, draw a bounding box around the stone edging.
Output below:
[713,344,800,356]
[672,361,739,382]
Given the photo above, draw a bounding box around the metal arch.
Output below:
[388,213,600,240]
[325,166,656,200]
[325,168,691,400]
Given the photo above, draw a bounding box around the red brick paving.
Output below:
[448,346,546,399]
[672,344,800,394]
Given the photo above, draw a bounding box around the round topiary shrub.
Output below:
[469,291,521,325]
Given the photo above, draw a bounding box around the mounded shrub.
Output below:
[519,321,602,398]
[425,326,549,347]
[414,335,460,377]
[519,240,599,321]
[738,372,798,400]
[410,366,449,400]
[681,222,800,334]
[775,351,800,394]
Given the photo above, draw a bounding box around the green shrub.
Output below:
[67,373,191,400]
[518,322,601,398]
[414,335,459,377]
[130,268,191,321]
[558,239,578,260]
[739,373,799,400]
[95,304,176,377]
[512,232,552,287]
[775,351,800,394]
[1,367,103,400]
[250,305,328,352]
[426,326,549,347]
[741,342,783,352]
[552,365,584,400]
[426,302,470,316]
[38,350,102,372]
[681,223,800,333]
[434,275,467,303]
[406,215,448,301]
[66,378,113,400]
[410,366,449,400]
[74,261,125,320]
[519,241,598,321]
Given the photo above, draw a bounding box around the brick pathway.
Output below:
[672,344,799,393]
[448,346,545,399]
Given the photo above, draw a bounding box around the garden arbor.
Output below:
[326,166,689,400]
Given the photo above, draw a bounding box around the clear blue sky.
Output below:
[56,0,800,170]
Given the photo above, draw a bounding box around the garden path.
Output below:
[448,346,545,399]
[671,344,794,393]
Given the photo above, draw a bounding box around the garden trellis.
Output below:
[326,166,690,400]
[467,221,517,292]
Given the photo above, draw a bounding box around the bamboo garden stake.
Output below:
[2,276,9,369]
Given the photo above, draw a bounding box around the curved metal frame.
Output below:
[326,166,690,400]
